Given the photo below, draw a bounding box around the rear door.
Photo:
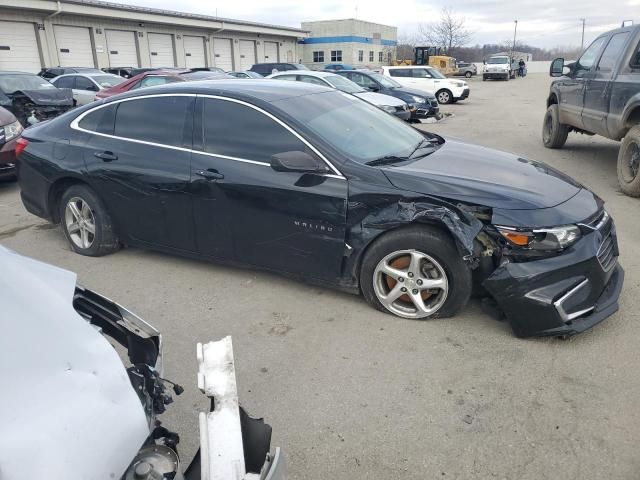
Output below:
[80,95,196,252]
[557,35,608,128]
[73,76,100,105]
[190,96,348,279]
[387,68,412,87]
[583,31,632,135]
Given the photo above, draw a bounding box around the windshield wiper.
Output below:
[365,155,410,166]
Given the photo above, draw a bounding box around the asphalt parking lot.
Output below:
[2,73,639,479]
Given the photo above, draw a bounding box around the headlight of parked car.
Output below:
[496,224,582,251]
[454,81,465,87]
[380,105,397,114]
[2,120,23,143]
[411,95,426,103]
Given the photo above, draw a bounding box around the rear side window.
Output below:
[201,98,309,163]
[389,69,410,77]
[633,42,640,68]
[273,75,297,81]
[54,76,75,89]
[78,104,117,134]
[114,96,194,148]
[597,32,631,74]
[299,76,326,86]
[411,69,432,78]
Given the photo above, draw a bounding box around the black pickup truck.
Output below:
[543,24,640,196]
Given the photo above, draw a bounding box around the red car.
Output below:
[95,69,231,100]
[0,106,23,179]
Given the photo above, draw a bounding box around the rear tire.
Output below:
[59,184,120,257]
[360,226,472,320]
[617,125,640,197]
[542,104,570,148]
[465,71,472,78]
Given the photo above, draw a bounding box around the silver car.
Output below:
[51,72,126,105]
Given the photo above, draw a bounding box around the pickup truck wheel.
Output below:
[542,104,569,148]
[360,226,471,320]
[436,89,453,104]
[617,125,640,196]
[464,71,472,78]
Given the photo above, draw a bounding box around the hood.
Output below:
[0,246,149,480]
[10,88,74,105]
[0,105,16,124]
[390,86,436,99]
[354,90,406,107]
[382,138,582,210]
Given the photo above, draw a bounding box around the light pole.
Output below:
[512,20,518,56]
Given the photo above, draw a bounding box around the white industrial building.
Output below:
[0,0,308,73]
[300,19,397,69]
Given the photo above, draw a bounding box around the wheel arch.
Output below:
[48,176,91,224]
[546,92,559,108]
[623,103,640,133]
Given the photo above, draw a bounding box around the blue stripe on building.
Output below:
[298,35,397,46]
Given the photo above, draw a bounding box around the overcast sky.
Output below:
[130,0,639,48]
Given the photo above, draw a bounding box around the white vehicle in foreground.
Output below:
[267,70,411,121]
[380,65,470,104]
[482,55,513,81]
[0,246,284,480]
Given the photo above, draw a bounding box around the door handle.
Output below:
[195,169,224,180]
[94,151,118,162]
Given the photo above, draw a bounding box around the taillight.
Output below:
[15,138,29,157]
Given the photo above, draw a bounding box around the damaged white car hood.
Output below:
[0,246,149,479]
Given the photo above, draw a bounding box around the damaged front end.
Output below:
[0,88,74,126]
[0,246,284,480]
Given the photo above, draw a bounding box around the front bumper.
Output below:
[456,88,470,100]
[409,99,440,118]
[483,217,624,337]
[483,72,509,79]
[0,138,17,178]
[393,108,411,121]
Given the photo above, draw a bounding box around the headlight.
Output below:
[411,95,426,103]
[454,81,465,87]
[496,224,581,250]
[2,120,23,143]
[380,105,396,114]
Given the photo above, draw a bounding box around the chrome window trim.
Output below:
[70,92,345,179]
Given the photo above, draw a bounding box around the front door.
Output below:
[82,95,196,252]
[583,31,631,136]
[191,96,348,281]
[558,35,608,128]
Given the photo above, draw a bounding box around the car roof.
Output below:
[384,65,432,69]
[0,71,40,76]
[55,72,121,78]
[98,79,331,104]
[272,70,336,78]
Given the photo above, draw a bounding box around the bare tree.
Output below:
[419,8,472,52]
[395,34,419,62]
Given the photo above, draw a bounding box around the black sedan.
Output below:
[17,80,623,337]
[336,70,440,120]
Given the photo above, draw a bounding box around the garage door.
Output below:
[238,40,256,71]
[105,30,138,67]
[212,38,233,71]
[148,33,175,68]
[54,25,94,67]
[0,21,41,73]
[264,41,278,62]
[183,36,206,69]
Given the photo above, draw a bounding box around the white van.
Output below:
[380,66,470,104]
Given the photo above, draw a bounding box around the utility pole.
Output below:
[580,18,586,50]
[512,20,518,56]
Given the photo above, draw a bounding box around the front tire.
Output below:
[360,226,472,320]
[465,71,472,78]
[59,184,120,256]
[542,104,570,148]
[617,125,640,197]
[436,89,453,104]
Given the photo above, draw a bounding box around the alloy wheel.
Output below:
[373,249,449,319]
[437,91,451,104]
[64,196,96,249]
[628,142,640,180]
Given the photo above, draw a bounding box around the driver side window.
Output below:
[576,36,608,73]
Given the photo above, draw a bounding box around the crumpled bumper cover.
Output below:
[483,225,624,338]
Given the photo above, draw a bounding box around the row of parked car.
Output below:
[0,63,472,181]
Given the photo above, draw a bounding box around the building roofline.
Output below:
[301,18,397,30]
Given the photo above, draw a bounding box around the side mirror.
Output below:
[270,151,328,174]
[550,57,565,77]
[368,85,380,92]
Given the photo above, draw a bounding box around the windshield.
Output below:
[324,75,365,94]
[370,72,401,88]
[274,91,425,164]
[427,68,446,79]
[92,75,126,88]
[488,57,509,64]
[0,74,55,94]
[295,64,310,70]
